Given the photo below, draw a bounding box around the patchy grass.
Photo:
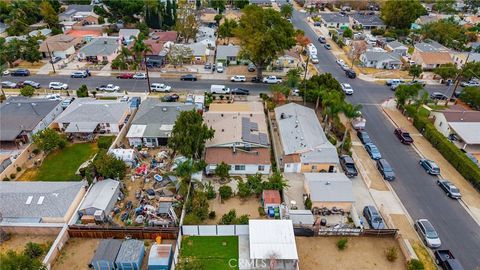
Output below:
[426,104,448,111]
[180,236,239,270]
[411,241,437,270]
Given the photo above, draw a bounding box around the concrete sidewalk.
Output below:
[382,99,480,226]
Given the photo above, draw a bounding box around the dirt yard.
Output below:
[52,238,100,270]
[0,234,55,255]
[296,236,406,270]
[206,196,263,224]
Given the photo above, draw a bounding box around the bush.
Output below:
[220,209,237,224]
[3,177,9,181]
[24,242,44,259]
[337,238,348,250]
[236,214,249,224]
[326,133,337,145]
[385,247,398,262]
[98,16,105,24]
[304,197,312,210]
[219,185,233,201]
[407,259,425,270]
[32,149,40,155]
[371,28,385,36]
[205,182,216,199]
[208,211,216,219]
[20,85,35,97]
[183,213,201,225]
[330,119,346,140]
[16,166,22,172]
[9,173,16,179]
[97,136,114,149]
[258,206,265,216]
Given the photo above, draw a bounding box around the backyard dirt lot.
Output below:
[206,196,262,224]
[0,234,55,255]
[296,236,406,270]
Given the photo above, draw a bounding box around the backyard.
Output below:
[180,236,239,270]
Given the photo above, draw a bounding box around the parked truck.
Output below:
[394,128,414,145]
[263,76,283,84]
[434,250,464,270]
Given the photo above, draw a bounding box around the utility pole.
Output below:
[45,42,56,74]
[303,54,310,106]
[449,50,471,104]
[145,53,151,94]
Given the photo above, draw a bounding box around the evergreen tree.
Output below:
[165,0,173,27]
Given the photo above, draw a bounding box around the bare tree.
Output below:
[349,40,367,68]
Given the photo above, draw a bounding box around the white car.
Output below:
[230,75,246,82]
[415,219,441,248]
[460,80,480,87]
[49,82,68,90]
[133,73,147,79]
[310,55,319,64]
[263,76,282,84]
[1,81,17,88]
[151,83,172,92]
[336,59,345,66]
[46,94,62,100]
[96,84,120,92]
[341,83,354,95]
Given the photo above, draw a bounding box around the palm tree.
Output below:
[117,46,132,70]
[341,103,363,147]
[131,34,151,64]
[321,91,343,129]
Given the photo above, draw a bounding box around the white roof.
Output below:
[108,148,135,161]
[126,124,147,138]
[304,173,354,203]
[449,122,480,144]
[79,179,119,212]
[248,220,298,260]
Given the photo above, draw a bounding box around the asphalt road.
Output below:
[292,9,480,269]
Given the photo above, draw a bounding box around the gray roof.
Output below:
[304,173,354,202]
[0,181,86,222]
[115,240,144,263]
[274,103,339,164]
[216,45,240,59]
[61,4,94,16]
[363,51,401,63]
[119,29,140,40]
[387,41,407,49]
[288,209,315,226]
[414,41,449,52]
[92,239,122,263]
[79,179,120,212]
[351,13,385,26]
[56,98,128,126]
[320,13,350,24]
[0,97,61,141]
[79,37,120,57]
[242,117,269,146]
[128,99,194,138]
[185,42,207,56]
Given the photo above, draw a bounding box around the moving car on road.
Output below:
[231,88,250,95]
[340,155,358,178]
[394,128,414,144]
[365,143,382,160]
[437,180,461,199]
[10,69,30,76]
[230,75,246,82]
[70,71,88,78]
[1,81,17,88]
[363,205,385,229]
[180,74,197,81]
[415,219,441,248]
[263,76,282,84]
[20,80,40,89]
[376,158,395,181]
[117,73,134,79]
[96,84,119,92]
[49,82,68,90]
[419,159,440,175]
[150,83,171,92]
[434,250,465,270]
[341,83,354,95]
[133,73,147,79]
[357,130,372,145]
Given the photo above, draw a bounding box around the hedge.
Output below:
[405,106,480,191]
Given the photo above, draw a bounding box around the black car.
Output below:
[356,130,372,145]
[340,155,358,178]
[376,158,396,181]
[251,76,262,83]
[430,92,449,100]
[231,88,250,95]
[345,69,356,79]
[10,69,30,76]
[317,36,326,43]
[180,74,197,81]
[161,94,180,102]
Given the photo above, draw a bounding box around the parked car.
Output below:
[210,85,230,94]
[365,143,382,160]
[385,79,404,86]
[61,98,75,109]
[1,81,17,88]
[341,83,354,95]
[133,73,147,79]
[434,250,465,270]
[437,180,461,199]
[96,84,120,92]
[204,63,212,69]
[340,155,358,178]
[324,44,331,50]
[70,71,88,78]
[216,62,224,73]
[231,88,250,95]
[317,36,326,43]
[180,74,197,81]
[263,76,282,84]
[248,63,256,72]
[50,56,61,63]
[376,158,395,181]
[415,219,441,248]
[10,69,30,76]
[251,76,262,83]
[116,73,134,79]
[313,21,321,26]
[460,79,479,87]
[340,63,349,71]
[20,80,40,89]
[310,54,319,64]
[49,82,68,90]
[363,205,385,229]
[408,80,426,87]
[394,128,414,144]
[151,83,171,92]
[345,69,356,79]
[419,159,440,175]
[430,92,449,100]
[230,75,246,82]
[161,94,179,102]
[357,130,372,145]
[120,95,129,102]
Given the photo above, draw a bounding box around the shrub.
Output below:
[20,85,35,97]
[205,182,216,199]
[304,197,312,210]
[16,167,21,172]
[407,259,425,270]
[371,28,385,36]
[208,211,216,219]
[24,242,43,259]
[32,149,40,155]
[3,177,9,181]
[237,214,249,224]
[97,136,114,149]
[215,162,230,180]
[337,238,348,250]
[258,206,265,216]
[219,185,233,201]
[9,173,16,179]
[183,213,201,225]
[220,209,237,224]
[326,133,337,145]
[385,247,398,262]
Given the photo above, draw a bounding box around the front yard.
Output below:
[180,236,239,270]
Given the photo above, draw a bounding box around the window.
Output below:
[234,165,245,171]
[312,165,318,171]
[106,123,110,127]
[258,165,265,171]
[439,122,442,127]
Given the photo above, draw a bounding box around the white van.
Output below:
[210,85,230,94]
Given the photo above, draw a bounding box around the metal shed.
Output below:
[148,244,173,270]
[91,239,122,270]
[115,239,145,270]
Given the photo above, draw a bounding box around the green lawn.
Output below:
[33,143,97,181]
[180,236,239,270]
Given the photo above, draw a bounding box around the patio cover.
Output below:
[449,122,480,144]
[65,122,98,133]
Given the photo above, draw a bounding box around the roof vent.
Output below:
[104,40,108,44]
[325,182,331,185]
[280,113,286,119]
[162,107,167,112]
[221,129,224,132]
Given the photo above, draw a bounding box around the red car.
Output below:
[394,128,414,145]
[116,73,134,79]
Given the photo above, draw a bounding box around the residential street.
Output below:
[292,9,480,270]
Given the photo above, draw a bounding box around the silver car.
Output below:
[415,219,441,248]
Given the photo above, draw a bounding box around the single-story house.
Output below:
[91,239,122,270]
[304,173,354,210]
[39,34,82,59]
[431,108,480,152]
[350,13,386,30]
[59,4,95,22]
[126,99,194,147]
[119,28,140,46]
[0,181,87,224]
[452,52,480,68]
[274,49,300,69]
[249,0,272,5]
[55,98,129,136]
[204,102,271,175]
[216,45,240,65]
[78,179,120,218]
[412,51,453,69]
[319,13,350,28]
[184,42,210,63]
[386,41,408,56]
[144,39,168,67]
[360,51,402,69]
[77,36,120,63]
[247,220,299,270]
[274,103,340,173]
[0,97,63,146]
[414,41,450,53]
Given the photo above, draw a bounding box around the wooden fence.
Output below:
[68,225,179,240]
[315,227,398,237]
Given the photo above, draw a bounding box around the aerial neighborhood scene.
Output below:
[2,0,480,269]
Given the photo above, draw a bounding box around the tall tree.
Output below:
[233,0,249,9]
[280,4,293,18]
[0,38,22,68]
[131,34,151,63]
[381,0,426,29]
[394,84,422,109]
[421,19,468,50]
[218,18,238,44]
[408,64,423,81]
[210,0,227,13]
[341,103,362,146]
[165,0,174,27]
[433,63,458,81]
[168,110,215,159]
[23,37,42,65]
[175,8,199,43]
[235,5,296,78]
[40,0,59,29]
[434,0,456,14]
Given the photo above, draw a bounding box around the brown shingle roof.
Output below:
[151,31,177,42]
[262,190,281,204]
[205,148,270,165]
[416,52,452,65]
[39,34,82,52]
[442,110,480,122]
[145,39,166,55]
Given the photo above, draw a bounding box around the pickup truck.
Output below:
[394,128,414,145]
[96,84,120,92]
[434,250,464,270]
[263,76,282,84]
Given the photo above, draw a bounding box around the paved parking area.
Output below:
[283,173,306,210]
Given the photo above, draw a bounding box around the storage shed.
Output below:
[91,239,122,270]
[115,239,145,270]
[78,179,120,217]
[148,244,173,270]
[261,190,281,215]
